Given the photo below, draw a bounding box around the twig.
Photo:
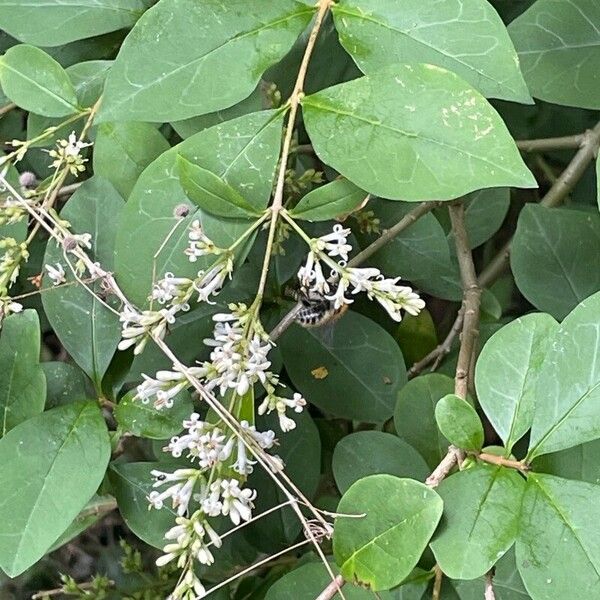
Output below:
[77,497,117,519]
[485,570,496,600]
[269,200,440,341]
[315,574,345,600]
[31,580,115,599]
[516,133,586,152]
[432,565,443,600]
[425,445,463,487]
[478,453,528,473]
[0,102,16,117]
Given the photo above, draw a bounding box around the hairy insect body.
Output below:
[293,289,348,328]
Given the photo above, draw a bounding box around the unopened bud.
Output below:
[174,204,190,218]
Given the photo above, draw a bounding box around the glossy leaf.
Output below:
[534,439,600,485]
[361,199,462,301]
[332,0,532,103]
[431,463,525,579]
[177,156,262,219]
[509,0,600,109]
[110,461,178,549]
[332,431,429,494]
[42,177,123,389]
[42,361,90,409]
[333,474,443,591]
[301,64,536,201]
[115,110,284,306]
[99,0,315,122]
[93,121,170,198]
[114,389,192,440]
[395,374,454,468]
[0,0,150,47]
[0,401,110,576]
[517,473,600,598]
[0,310,45,436]
[290,179,367,221]
[435,394,484,452]
[511,205,600,319]
[476,313,558,452]
[0,44,79,116]
[527,291,600,459]
[280,312,406,423]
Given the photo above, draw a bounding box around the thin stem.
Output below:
[516,134,586,152]
[0,102,16,117]
[432,565,443,600]
[485,570,496,600]
[32,580,115,599]
[478,452,528,473]
[255,0,332,301]
[425,445,463,487]
[77,497,118,519]
[315,575,346,600]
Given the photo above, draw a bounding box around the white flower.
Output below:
[218,479,256,525]
[314,224,352,261]
[194,256,233,303]
[185,219,221,262]
[258,392,306,432]
[47,132,92,175]
[44,262,66,286]
[325,274,353,309]
[148,469,199,516]
[151,272,193,305]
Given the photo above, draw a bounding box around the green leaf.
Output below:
[360,199,461,301]
[597,155,600,211]
[280,312,406,423]
[301,64,536,201]
[290,179,367,221]
[0,44,79,116]
[99,0,315,122]
[333,474,443,591]
[177,156,263,219]
[435,394,484,452]
[516,473,600,598]
[332,431,429,494]
[431,463,525,579]
[93,121,170,199]
[0,401,110,576]
[114,389,192,440]
[509,0,600,109]
[42,362,90,409]
[42,177,123,389]
[476,313,558,453]
[109,461,178,549]
[0,310,45,436]
[511,205,600,320]
[246,411,321,552]
[115,110,284,306]
[534,439,600,485]
[332,0,532,103]
[527,291,600,459]
[394,374,454,469]
[453,548,529,600]
[0,0,150,47]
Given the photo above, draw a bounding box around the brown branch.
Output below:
[315,574,345,600]
[432,564,443,600]
[485,570,496,600]
[516,133,586,152]
[478,452,528,473]
[425,445,463,487]
[269,201,440,341]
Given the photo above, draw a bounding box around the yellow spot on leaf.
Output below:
[311,366,329,380]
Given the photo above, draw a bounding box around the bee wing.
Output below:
[315,321,336,348]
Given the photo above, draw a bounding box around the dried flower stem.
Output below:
[32,580,115,599]
[315,574,346,600]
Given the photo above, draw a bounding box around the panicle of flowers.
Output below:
[297,224,425,322]
[149,413,279,598]
[0,191,28,226]
[118,303,186,356]
[185,219,225,262]
[46,131,92,176]
[0,238,29,295]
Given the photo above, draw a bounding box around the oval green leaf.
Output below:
[333,474,443,591]
[511,204,600,320]
[0,44,79,116]
[509,0,600,109]
[333,431,429,494]
[99,0,315,122]
[430,463,525,579]
[42,361,90,409]
[42,177,123,389]
[435,394,484,453]
[476,313,558,453]
[177,155,262,219]
[527,291,600,459]
[0,309,45,436]
[280,312,407,423]
[0,401,110,576]
[332,0,532,103]
[517,473,600,598]
[290,179,367,221]
[301,64,536,201]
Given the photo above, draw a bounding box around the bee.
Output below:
[290,287,349,329]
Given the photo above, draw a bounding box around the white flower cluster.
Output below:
[135,303,307,431]
[44,262,66,286]
[0,238,29,296]
[298,224,425,322]
[46,131,92,175]
[149,414,278,599]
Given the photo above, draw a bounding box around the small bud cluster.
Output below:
[46,132,92,175]
[0,238,29,295]
[150,414,279,599]
[298,224,425,322]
